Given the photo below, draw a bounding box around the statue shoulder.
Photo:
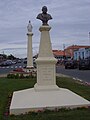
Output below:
[37,13,42,19]
[47,13,52,20]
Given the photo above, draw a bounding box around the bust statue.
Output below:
[27,20,33,32]
[36,6,52,25]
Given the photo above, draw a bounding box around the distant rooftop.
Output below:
[65,45,90,50]
[53,50,64,56]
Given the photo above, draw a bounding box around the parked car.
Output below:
[17,59,22,63]
[0,60,13,66]
[64,60,78,69]
[23,60,27,64]
[79,59,90,70]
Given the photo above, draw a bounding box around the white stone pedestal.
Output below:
[34,26,59,91]
[27,32,33,68]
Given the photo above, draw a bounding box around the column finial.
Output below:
[27,20,33,32]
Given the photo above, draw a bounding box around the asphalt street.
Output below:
[0,62,26,75]
[56,66,90,83]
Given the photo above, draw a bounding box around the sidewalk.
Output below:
[0,74,7,77]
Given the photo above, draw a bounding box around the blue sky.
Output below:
[0,0,90,58]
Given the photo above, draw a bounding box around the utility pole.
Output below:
[89,32,90,45]
[63,44,65,59]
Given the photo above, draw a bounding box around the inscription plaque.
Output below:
[39,65,54,81]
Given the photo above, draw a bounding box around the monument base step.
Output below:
[10,88,90,115]
[34,83,59,91]
[26,66,34,69]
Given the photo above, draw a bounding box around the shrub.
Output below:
[7,74,15,79]
[14,74,19,79]
[19,74,24,78]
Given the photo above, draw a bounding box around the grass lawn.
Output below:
[0,76,90,120]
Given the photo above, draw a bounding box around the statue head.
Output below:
[42,6,47,14]
[37,6,52,25]
[29,20,31,23]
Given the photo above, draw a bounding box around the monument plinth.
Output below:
[34,25,59,91]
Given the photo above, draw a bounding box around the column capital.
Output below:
[27,32,33,36]
[39,25,51,32]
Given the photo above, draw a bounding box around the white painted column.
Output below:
[27,32,33,68]
[34,26,59,91]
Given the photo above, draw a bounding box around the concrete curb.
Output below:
[0,74,7,77]
[56,73,70,78]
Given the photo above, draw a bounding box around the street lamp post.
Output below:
[89,32,90,45]
[63,44,65,59]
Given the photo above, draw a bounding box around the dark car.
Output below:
[79,59,90,70]
[0,60,13,66]
[64,60,78,69]
[23,60,27,64]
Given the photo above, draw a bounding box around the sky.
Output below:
[0,0,90,58]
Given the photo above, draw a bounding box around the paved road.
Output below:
[56,66,90,83]
[0,62,26,75]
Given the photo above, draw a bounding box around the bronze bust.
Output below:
[37,6,52,25]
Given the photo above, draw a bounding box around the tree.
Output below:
[7,54,16,60]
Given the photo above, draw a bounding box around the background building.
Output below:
[65,45,90,59]
[74,48,90,60]
[34,45,90,62]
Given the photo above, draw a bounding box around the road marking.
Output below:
[19,66,22,68]
[11,66,14,68]
[77,78,82,82]
[6,66,9,68]
[73,77,76,80]
[0,66,25,69]
[73,77,82,82]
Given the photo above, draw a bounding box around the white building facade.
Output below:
[74,48,90,60]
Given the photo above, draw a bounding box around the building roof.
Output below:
[53,50,65,56]
[65,45,90,50]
